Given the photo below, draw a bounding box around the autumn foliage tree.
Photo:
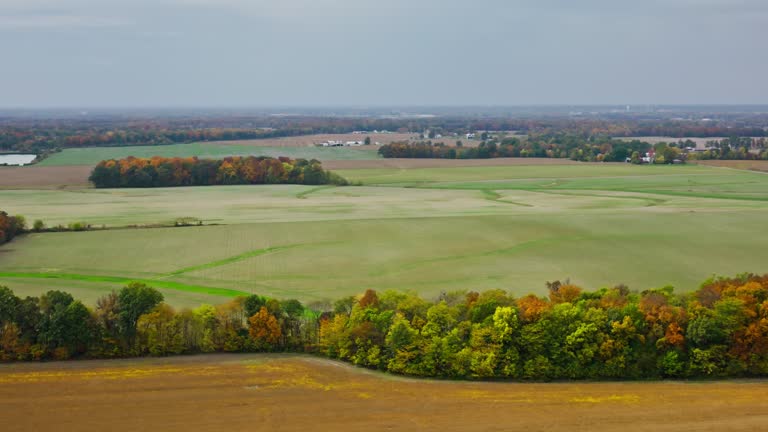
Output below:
[89,156,348,188]
[0,211,26,245]
[248,307,282,350]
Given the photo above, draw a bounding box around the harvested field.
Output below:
[0,165,91,189]
[695,159,768,173]
[36,143,380,166]
[323,157,584,169]
[1,354,766,432]
[2,164,768,306]
[2,158,585,189]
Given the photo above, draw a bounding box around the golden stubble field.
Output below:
[1,354,766,432]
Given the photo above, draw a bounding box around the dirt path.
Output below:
[1,354,766,432]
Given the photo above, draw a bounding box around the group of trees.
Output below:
[3,273,768,380]
[378,136,653,162]
[0,283,317,360]
[0,211,25,245]
[89,156,348,188]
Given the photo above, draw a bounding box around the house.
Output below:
[466,133,476,139]
[641,150,655,164]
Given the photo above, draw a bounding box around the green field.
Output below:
[37,143,379,166]
[1,163,767,308]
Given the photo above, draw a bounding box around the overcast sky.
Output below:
[1,0,766,107]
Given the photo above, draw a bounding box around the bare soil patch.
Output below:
[206,133,418,147]
[1,354,766,432]
[0,166,91,189]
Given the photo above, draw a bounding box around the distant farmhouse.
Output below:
[318,140,366,147]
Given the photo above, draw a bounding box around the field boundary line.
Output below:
[531,189,667,207]
[296,185,335,199]
[480,189,533,207]
[163,244,305,277]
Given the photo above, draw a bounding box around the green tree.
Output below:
[32,219,45,232]
[0,286,19,324]
[38,291,94,357]
[243,294,266,318]
[117,282,164,345]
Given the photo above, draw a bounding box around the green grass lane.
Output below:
[0,272,248,297]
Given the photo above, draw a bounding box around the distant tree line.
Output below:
[0,116,421,153]
[380,134,768,163]
[89,156,348,188]
[4,113,768,153]
[379,136,653,162]
[2,274,768,380]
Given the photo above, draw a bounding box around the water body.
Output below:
[0,154,36,166]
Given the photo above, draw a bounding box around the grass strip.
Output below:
[0,272,248,297]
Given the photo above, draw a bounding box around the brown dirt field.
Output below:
[695,160,768,173]
[0,165,92,189]
[322,157,584,169]
[1,354,766,432]
[206,133,419,147]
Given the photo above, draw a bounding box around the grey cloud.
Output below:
[0,0,765,106]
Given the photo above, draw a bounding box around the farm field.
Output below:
[36,142,380,166]
[201,133,417,147]
[2,354,767,432]
[696,159,768,173]
[0,158,588,189]
[0,165,92,189]
[1,163,767,307]
[30,133,419,167]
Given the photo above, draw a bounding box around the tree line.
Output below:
[0,211,25,246]
[89,156,348,188]
[378,136,654,162]
[4,112,768,153]
[0,116,418,153]
[379,135,767,163]
[2,273,768,380]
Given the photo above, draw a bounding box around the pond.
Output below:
[0,154,37,166]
